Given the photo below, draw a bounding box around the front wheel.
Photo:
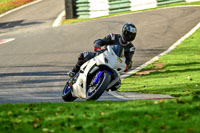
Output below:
[86,72,111,100]
[62,82,76,102]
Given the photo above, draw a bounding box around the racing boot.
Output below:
[68,70,76,78]
[68,52,97,78]
[68,53,85,78]
[68,65,80,78]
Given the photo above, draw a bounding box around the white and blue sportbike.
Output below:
[62,45,126,101]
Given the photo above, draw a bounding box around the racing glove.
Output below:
[94,48,101,52]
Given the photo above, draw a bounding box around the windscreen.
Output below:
[110,45,122,57]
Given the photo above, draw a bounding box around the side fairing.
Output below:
[72,59,96,98]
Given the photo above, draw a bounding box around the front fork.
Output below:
[93,70,119,91]
[93,70,112,84]
[68,73,79,92]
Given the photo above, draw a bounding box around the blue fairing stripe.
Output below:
[93,70,111,84]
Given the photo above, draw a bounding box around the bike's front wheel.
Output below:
[86,72,111,100]
[62,82,76,102]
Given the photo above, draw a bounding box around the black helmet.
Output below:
[122,23,137,43]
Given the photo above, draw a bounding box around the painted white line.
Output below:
[52,10,65,27]
[0,38,15,45]
[107,92,131,100]
[108,91,174,100]
[109,22,200,100]
[0,0,43,18]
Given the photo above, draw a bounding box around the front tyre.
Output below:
[62,82,76,102]
[86,72,111,100]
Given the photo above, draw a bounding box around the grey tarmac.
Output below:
[0,5,200,103]
[0,0,64,35]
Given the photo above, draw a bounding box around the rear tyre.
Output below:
[62,82,76,102]
[86,72,111,100]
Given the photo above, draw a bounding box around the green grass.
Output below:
[1,99,200,133]
[0,0,34,14]
[63,1,200,25]
[120,28,200,97]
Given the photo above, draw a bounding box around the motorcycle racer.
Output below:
[69,22,137,91]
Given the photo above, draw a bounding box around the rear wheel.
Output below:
[86,72,111,100]
[62,82,76,102]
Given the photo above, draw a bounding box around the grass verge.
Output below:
[0,22,200,133]
[0,99,200,133]
[119,27,200,97]
[62,1,200,25]
[0,0,34,14]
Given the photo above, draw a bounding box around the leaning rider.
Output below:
[69,22,137,91]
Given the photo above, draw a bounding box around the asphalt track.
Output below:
[0,0,64,35]
[0,4,200,103]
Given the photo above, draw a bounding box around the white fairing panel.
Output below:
[95,46,126,73]
[72,60,96,98]
[72,46,127,99]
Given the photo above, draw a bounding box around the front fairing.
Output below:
[72,59,96,99]
[94,47,126,73]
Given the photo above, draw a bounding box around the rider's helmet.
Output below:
[121,23,137,45]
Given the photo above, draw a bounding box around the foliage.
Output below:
[0,0,34,14]
[0,99,200,133]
